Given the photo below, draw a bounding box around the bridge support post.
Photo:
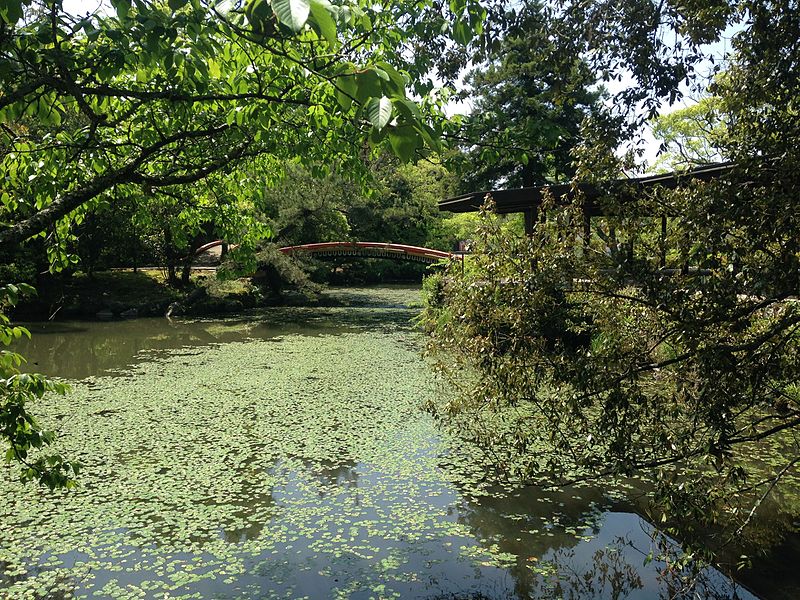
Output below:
[583,211,591,253]
[524,208,536,236]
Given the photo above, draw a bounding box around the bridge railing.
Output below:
[194,240,462,266]
[278,242,459,264]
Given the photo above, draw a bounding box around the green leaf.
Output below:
[372,67,390,82]
[309,0,337,46]
[374,61,407,93]
[0,0,23,24]
[110,0,131,20]
[393,97,421,121]
[17,283,36,296]
[388,126,420,162]
[368,124,388,146]
[366,96,392,131]
[354,70,382,103]
[271,0,310,33]
[335,75,357,110]
[449,0,467,14]
[415,123,441,152]
[452,19,473,45]
[168,0,188,10]
[246,0,275,36]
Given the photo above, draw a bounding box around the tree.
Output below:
[257,162,353,246]
[651,96,727,172]
[422,0,800,565]
[0,0,468,250]
[0,0,483,485]
[346,155,458,249]
[1,283,80,488]
[451,0,601,190]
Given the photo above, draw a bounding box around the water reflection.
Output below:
[456,485,760,599]
[310,460,361,495]
[16,307,418,380]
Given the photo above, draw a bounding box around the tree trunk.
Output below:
[163,227,180,286]
[181,262,192,285]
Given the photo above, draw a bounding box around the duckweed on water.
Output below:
[1,305,519,599]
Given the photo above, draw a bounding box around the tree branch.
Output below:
[0,125,243,245]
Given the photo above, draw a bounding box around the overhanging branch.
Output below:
[0,126,249,246]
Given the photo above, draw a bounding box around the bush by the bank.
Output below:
[9,270,263,321]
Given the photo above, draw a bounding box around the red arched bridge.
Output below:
[279,242,457,263]
[195,241,460,265]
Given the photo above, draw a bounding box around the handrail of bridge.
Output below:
[279,242,460,262]
[195,240,461,263]
[194,240,227,255]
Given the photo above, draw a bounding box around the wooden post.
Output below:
[524,205,538,271]
[524,208,535,236]
[660,215,667,268]
[583,211,591,252]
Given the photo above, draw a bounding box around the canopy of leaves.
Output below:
[422,0,800,561]
[0,0,476,253]
[651,97,727,172]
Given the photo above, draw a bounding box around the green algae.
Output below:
[1,290,514,599]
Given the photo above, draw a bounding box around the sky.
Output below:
[63,0,106,16]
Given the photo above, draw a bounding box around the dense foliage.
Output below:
[206,154,460,289]
[651,97,727,171]
[0,0,477,249]
[422,0,800,559]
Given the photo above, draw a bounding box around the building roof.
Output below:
[438,162,735,216]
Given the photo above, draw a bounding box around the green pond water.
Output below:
[0,286,785,599]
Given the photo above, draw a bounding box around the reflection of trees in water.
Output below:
[17,318,281,379]
[205,452,277,545]
[684,490,800,599]
[735,526,800,600]
[456,485,757,600]
[542,543,643,599]
[312,460,360,494]
[638,531,758,600]
[16,305,416,380]
[522,536,746,599]
[17,320,230,379]
[214,459,358,544]
[457,485,610,599]
[104,400,280,547]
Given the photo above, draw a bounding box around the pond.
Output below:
[0,286,788,598]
